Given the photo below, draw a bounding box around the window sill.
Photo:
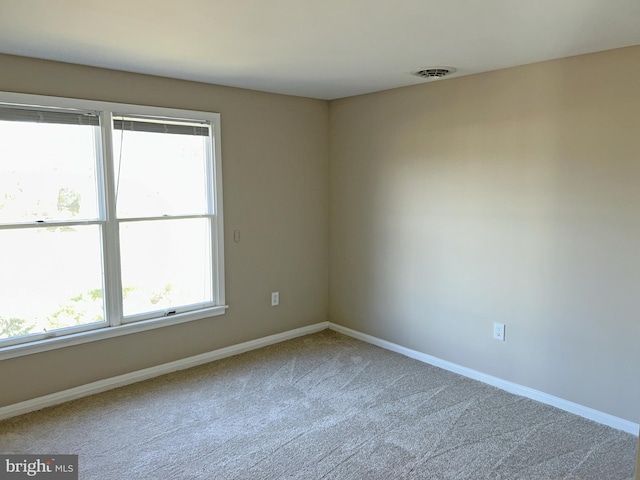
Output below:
[0,306,228,361]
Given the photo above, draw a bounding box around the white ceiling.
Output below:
[1,0,639,100]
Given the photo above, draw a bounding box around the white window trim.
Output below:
[0,92,227,361]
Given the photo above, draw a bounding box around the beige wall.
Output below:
[329,46,640,422]
[0,54,329,406]
[0,45,638,432]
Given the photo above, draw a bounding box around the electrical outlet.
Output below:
[493,322,505,341]
[271,292,279,306]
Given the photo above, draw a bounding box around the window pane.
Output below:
[0,120,99,223]
[0,226,105,339]
[113,126,209,218]
[119,218,212,317]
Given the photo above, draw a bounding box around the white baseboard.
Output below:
[328,322,639,436]
[3,320,637,437]
[0,321,329,421]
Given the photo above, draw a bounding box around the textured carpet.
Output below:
[0,330,637,479]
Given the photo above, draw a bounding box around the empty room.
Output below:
[0,1,639,478]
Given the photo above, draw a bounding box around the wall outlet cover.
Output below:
[493,322,505,341]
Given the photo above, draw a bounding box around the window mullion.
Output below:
[201,130,215,305]
[99,111,124,327]
[210,123,225,306]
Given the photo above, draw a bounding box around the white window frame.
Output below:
[0,92,227,360]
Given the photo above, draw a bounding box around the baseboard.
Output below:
[0,321,329,421]
[328,322,640,436]
[4,320,637,437]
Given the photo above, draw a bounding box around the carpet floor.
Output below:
[0,330,637,479]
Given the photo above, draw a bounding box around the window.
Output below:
[0,93,226,358]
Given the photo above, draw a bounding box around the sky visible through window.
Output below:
[0,120,212,339]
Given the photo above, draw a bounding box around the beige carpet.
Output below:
[0,330,637,479]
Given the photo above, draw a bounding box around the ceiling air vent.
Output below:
[411,67,457,80]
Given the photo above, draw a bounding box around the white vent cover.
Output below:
[411,67,457,80]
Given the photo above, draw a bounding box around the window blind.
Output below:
[113,117,209,136]
[0,106,99,126]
